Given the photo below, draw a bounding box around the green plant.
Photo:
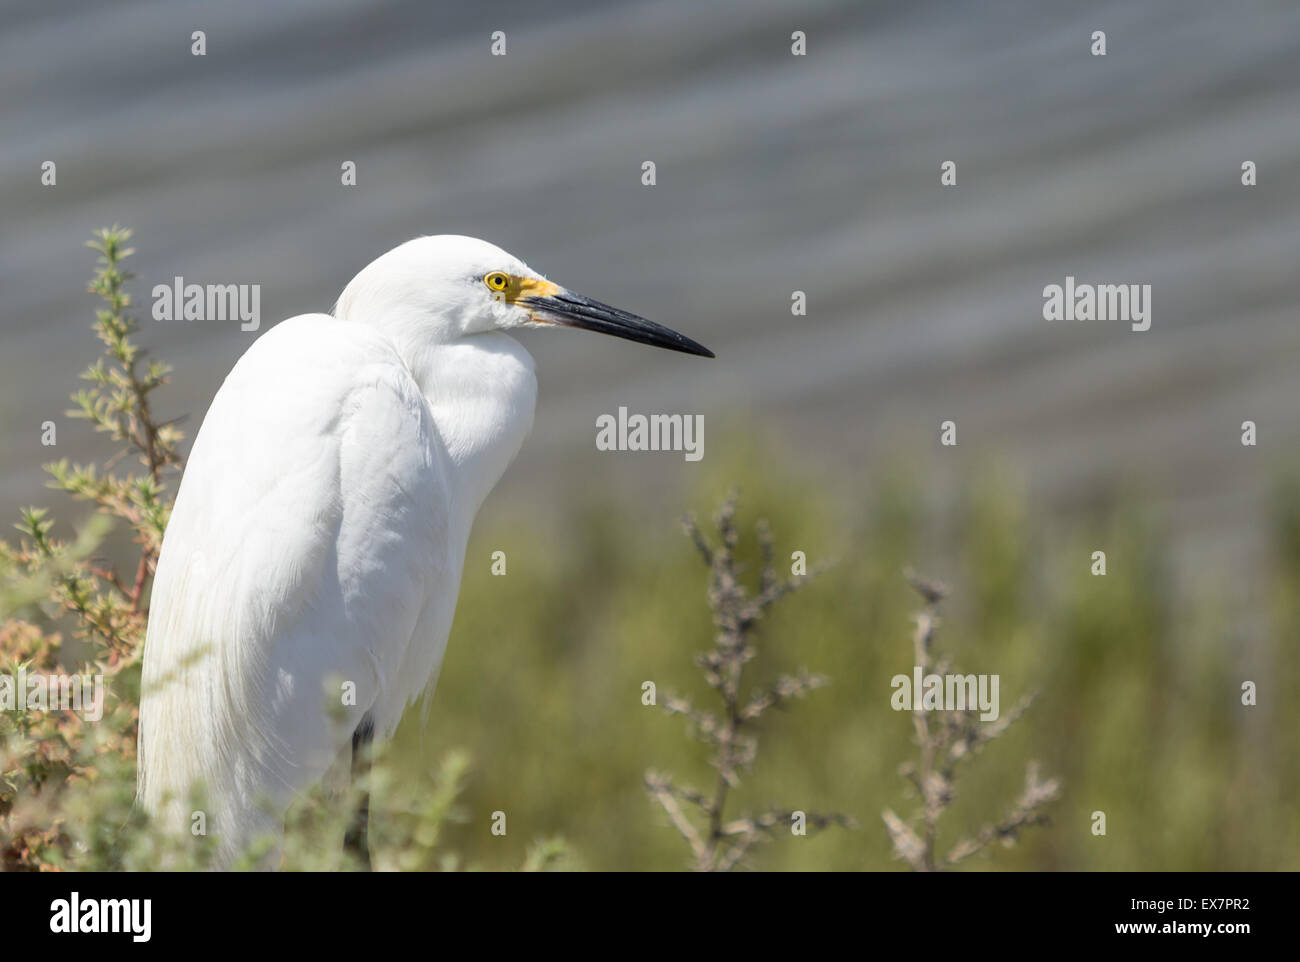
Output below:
[0,227,180,869]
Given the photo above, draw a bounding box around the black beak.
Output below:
[522,291,714,358]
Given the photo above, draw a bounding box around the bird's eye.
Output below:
[485,272,510,292]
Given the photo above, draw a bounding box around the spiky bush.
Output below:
[881,571,1060,871]
[645,495,854,870]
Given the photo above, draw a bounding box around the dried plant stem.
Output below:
[647,492,853,871]
[882,569,1060,871]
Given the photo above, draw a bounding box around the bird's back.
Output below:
[138,313,458,862]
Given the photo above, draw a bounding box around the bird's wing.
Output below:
[138,314,452,830]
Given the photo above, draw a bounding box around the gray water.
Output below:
[2,0,1298,590]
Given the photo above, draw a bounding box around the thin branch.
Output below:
[648,493,851,871]
[885,568,1058,871]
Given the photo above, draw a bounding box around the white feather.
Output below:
[139,237,538,863]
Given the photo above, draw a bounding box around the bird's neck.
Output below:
[401,333,538,526]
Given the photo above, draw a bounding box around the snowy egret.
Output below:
[137,235,712,866]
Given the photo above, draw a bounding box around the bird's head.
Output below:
[335,235,714,357]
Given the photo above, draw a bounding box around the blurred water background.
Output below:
[4,0,1299,582]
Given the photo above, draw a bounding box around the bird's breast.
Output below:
[414,332,537,522]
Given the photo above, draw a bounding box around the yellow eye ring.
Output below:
[484,272,510,292]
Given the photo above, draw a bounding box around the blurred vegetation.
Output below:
[3,230,1297,871]
[393,460,1300,871]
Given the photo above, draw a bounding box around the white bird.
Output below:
[137,235,711,866]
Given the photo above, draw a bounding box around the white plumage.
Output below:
[137,235,711,865]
